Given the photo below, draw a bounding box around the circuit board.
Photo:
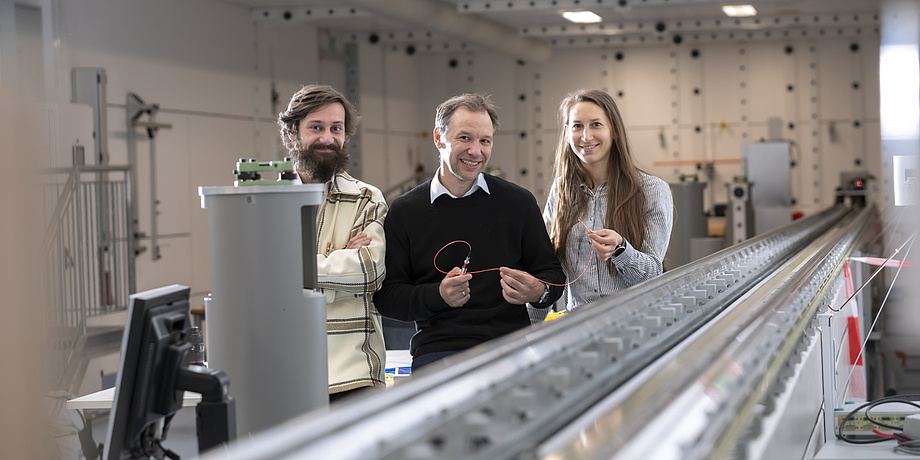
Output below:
[835,411,908,435]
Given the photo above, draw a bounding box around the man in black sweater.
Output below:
[374,93,565,371]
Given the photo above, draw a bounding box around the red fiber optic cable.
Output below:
[432,219,599,287]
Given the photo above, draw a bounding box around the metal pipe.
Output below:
[149,111,160,261]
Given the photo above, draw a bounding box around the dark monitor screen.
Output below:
[104,284,191,460]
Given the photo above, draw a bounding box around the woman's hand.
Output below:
[587,228,624,262]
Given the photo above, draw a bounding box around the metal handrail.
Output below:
[41,165,135,392]
[42,168,79,254]
[41,165,130,253]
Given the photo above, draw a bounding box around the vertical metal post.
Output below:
[124,169,136,294]
[71,68,112,306]
[148,111,160,261]
[818,312,837,442]
[74,172,87,332]
[345,42,362,180]
[126,93,140,259]
[126,92,170,262]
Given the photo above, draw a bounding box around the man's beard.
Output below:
[292,142,350,183]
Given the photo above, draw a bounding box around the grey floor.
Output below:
[92,407,200,459]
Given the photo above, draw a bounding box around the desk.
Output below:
[815,438,908,459]
[68,350,414,409]
[66,387,201,410]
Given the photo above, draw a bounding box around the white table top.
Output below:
[815,438,909,459]
[67,388,201,410]
[68,350,414,410]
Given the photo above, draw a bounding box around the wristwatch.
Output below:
[537,283,551,304]
[613,239,628,257]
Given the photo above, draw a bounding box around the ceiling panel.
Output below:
[218,0,880,29]
[217,0,882,60]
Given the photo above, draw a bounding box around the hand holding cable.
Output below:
[498,267,545,305]
[433,219,598,287]
[587,228,624,262]
[439,267,472,308]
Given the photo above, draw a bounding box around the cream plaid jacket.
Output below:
[315,172,388,393]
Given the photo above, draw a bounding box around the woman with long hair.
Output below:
[544,89,673,311]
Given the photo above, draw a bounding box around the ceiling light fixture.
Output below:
[561,11,603,24]
[722,5,758,17]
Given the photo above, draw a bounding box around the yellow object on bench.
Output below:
[544,311,567,322]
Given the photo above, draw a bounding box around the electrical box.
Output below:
[893,154,918,206]
[743,142,792,235]
[726,181,754,245]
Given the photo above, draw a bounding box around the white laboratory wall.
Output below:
[341,30,883,217]
[62,15,880,302]
[45,0,327,305]
[479,36,875,214]
[356,42,426,191]
[16,0,906,392]
[18,0,326,393]
[465,52,524,185]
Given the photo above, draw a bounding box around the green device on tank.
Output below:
[234,158,297,186]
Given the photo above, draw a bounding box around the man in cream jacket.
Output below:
[278,85,387,402]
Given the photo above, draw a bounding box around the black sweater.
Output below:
[374,175,565,357]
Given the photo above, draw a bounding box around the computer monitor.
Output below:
[104,284,235,459]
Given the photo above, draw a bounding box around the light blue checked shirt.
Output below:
[543,172,674,311]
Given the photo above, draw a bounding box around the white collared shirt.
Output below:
[429,170,491,203]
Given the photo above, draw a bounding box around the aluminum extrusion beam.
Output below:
[203,204,872,460]
[541,205,874,460]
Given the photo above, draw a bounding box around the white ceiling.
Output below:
[217,0,881,28]
[215,0,883,60]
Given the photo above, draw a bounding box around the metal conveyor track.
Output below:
[203,204,875,460]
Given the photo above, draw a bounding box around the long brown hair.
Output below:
[549,89,648,268]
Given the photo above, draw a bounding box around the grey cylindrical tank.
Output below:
[666,182,708,269]
[199,184,327,436]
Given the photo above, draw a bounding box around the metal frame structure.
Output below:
[126,92,172,261]
[202,202,876,460]
[42,165,136,393]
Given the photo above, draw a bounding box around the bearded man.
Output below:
[278,85,388,403]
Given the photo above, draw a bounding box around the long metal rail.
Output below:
[542,204,874,460]
[204,204,873,460]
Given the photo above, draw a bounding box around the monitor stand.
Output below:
[175,367,236,453]
[160,343,236,456]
